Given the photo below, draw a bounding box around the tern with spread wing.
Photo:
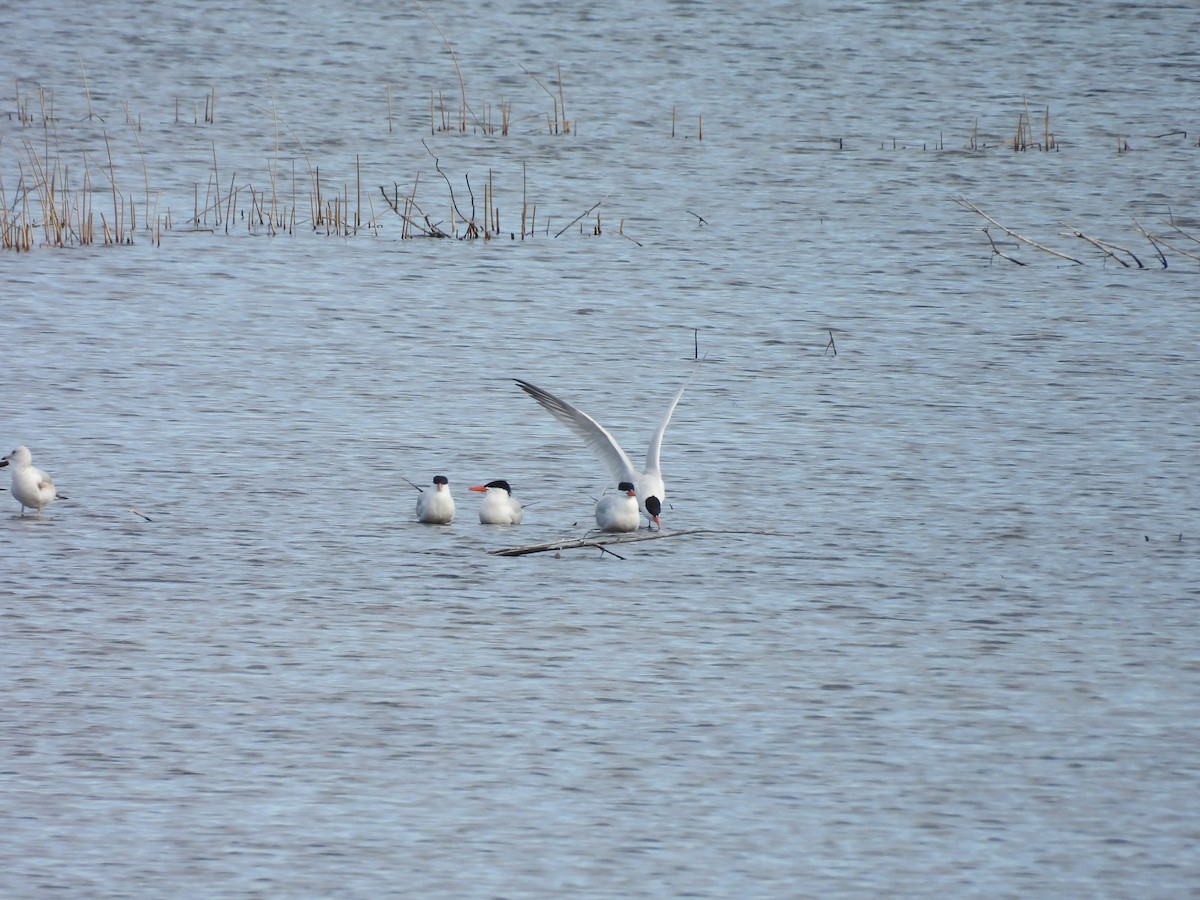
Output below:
[515,370,696,529]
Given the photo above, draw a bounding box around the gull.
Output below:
[2,446,67,516]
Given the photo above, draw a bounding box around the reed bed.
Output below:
[2,13,606,251]
[0,132,159,250]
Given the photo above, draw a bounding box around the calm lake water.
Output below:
[3,1,1199,897]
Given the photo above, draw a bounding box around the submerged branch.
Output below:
[953,197,1083,264]
[491,528,778,557]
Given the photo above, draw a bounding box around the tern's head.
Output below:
[432,475,449,490]
[618,481,636,496]
[645,495,662,529]
[470,479,513,495]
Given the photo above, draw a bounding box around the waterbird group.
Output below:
[3,369,695,536]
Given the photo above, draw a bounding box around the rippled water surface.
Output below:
[3,1,1199,897]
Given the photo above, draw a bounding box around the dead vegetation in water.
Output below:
[376,146,636,243]
[953,197,1200,268]
[1,0,611,251]
[1,29,623,252]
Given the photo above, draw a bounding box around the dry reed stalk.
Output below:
[224,174,236,234]
[210,141,221,227]
[520,162,527,239]
[365,192,379,235]
[486,169,493,239]
[557,64,568,134]
[79,166,89,245]
[314,166,323,228]
[291,160,297,235]
[77,53,95,121]
[128,116,153,232]
[151,192,162,246]
[616,218,642,246]
[103,131,123,244]
[408,173,421,238]
[522,64,563,134]
[414,0,477,132]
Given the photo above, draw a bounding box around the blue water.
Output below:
[2,1,1199,896]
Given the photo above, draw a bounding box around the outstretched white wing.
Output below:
[514,379,639,484]
[644,367,698,478]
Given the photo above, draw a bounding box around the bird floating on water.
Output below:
[595,481,640,533]
[416,474,455,524]
[469,479,523,525]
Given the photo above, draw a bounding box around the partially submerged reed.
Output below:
[0,130,160,250]
[954,196,1200,268]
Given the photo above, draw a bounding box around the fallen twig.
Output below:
[554,191,612,238]
[1143,220,1200,263]
[1062,228,1144,268]
[982,225,1026,266]
[1133,218,1171,267]
[492,528,710,556]
[492,528,781,557]
[953,197,1083,264]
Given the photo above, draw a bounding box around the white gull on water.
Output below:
[2,446,66,516]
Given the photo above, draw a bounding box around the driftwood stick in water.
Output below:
[1136,219,1200,263]
[492,528,712,557]
[953,197,1083,264]
[982,226,1026,266]
[492,528,786,557]
[1062,229,1143,268]
[1132,218,1170,267]
[554,191,612,238]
